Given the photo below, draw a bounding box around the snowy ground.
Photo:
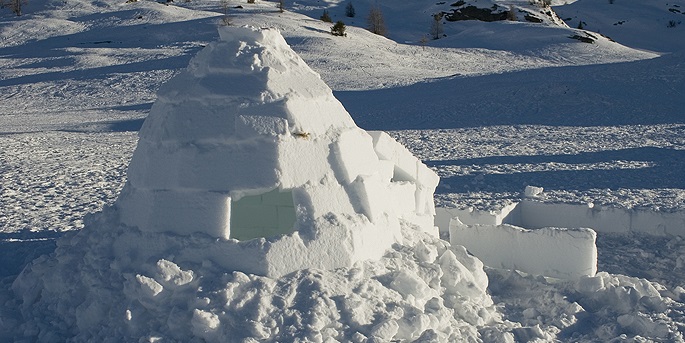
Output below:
[1,0,685,340]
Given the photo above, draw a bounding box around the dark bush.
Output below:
[331,21,347,36]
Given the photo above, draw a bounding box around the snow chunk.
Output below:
[156,259,194,287]
[523,185,544,198]
[136,274,163,297]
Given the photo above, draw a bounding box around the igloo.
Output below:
[115,26,439,277]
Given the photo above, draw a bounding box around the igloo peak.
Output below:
[115,26,439,277]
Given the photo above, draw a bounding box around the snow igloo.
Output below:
[115,26,439,277]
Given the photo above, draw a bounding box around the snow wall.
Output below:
[449,219,597,279]
[437,190,685,279]
[516,201,685,237]
[437,199,685,237]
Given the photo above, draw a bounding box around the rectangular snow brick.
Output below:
[235,115,288,139]
[368,131,419,182]
[292,181,356,220]
[333,128,381,184]
[450,221,597,279]
[277,137,332,189]
[117,188,232,239]
[348,174,391,223]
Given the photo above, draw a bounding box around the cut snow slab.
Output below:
[450,219,597,279]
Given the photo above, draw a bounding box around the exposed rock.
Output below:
[524,14,543,23]
[569,33,595,43]
[446,5,508,22]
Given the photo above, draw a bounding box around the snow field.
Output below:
[1,0,684,340]
[0,131,136,234]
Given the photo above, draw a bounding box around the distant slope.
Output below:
[336,52,685,130]
[554,0,685,53]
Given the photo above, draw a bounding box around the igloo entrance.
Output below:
[229,188,296,241]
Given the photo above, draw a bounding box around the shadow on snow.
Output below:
[0,231,68,279]
[431,147,685,195]
[336,52,685,130]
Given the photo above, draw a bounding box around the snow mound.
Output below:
[8,210,500,342]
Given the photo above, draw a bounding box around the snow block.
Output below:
[118,188,232,239]
[387,181,417,216]
[126,140,280,192]
[348,174,391,223]
[450,220,597,279]
[368,131,419,182]
[142,99,237,143]
[417,162,439,190]
[333,128,380,184]
[630,209,685,236]
[378,159,395,183]
[434,203,519,235]
[264,218,356,276]
[523,185,544,198]
[235,115,288,139]
[291,180,356,221]
[282,95,357,135]
[277,136,332,189]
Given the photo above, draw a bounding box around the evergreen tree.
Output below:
[345,2,355,17]
[321,9,332,22]
[506,6,517,21]
[331,21,347,36]
[4,0,27,16]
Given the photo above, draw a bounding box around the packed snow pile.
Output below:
[9,211,502,342]
[5,26,504,341]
